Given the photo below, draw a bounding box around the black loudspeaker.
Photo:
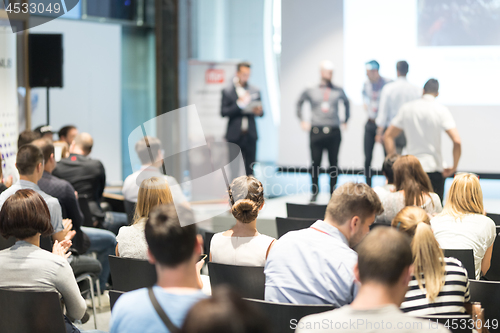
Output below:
[29,34,63,88]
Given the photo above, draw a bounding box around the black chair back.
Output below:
[418,315,472,333]
[109,255,157,292]
[0,289,66,333]
[484,232,500,281]
[443,249,475,280]
[0,236,16,250]
[109,290,125,311]
[124,200,136,225]
[204,231,215,258]
[276,217,316,238]
[244,298,334,333]
[208,262,265,300]
[78,195,96,227]
[286,203,326,219]
[487,213,500,226]
[469,280,500,333]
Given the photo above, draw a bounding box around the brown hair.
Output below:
[32,138,55,163]
[18,130,41,148]
[228,176,264,224]
[16,144,44,175]
[0,189,53,239]
[325,182,384,224]
[441,173,484,219]
[74,133,93,155]
[134,177,174,224]
[393,155,434,207]
[356,227,412,286]
[392,206,445,301]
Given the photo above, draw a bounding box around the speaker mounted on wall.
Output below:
[29,34,63,88]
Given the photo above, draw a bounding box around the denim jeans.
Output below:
[81,226,117,291]
[102,211,129,235]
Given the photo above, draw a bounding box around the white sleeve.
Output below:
[54,259,87,320]
[390,104,405,129]
[375,86,389,127]
[441,107,456,131]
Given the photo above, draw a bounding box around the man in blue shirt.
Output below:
[110,204,206,333]
[264,182,383,306]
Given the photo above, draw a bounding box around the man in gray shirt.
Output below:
[297,60,350,201]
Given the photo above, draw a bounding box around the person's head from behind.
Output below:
[145,204,201,269]
[228,176,264,224]
[382,154,399,185]
[181,286,271,333]
[393,155,433,207]
[325,182,384,248]
[16,144,44,181]
[392,206,445,301]
[134,177,173,223]
[135,136,162,166]
[236,61,251,86]
[320,60,334,83]
[365,60,380,83]
[34,125,53,141]
[0,189,52,240]
[58,125,78,146]
[355,227,413,306]
[443,173,484,218]
[396,60,409,77]
[424,78,439,97]
[18,130,41,148]
[32,138,56,173]
[70,132,93,156]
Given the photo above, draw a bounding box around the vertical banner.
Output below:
[0,26,18,181]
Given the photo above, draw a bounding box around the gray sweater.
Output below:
[0,241,86,320]
[297,84,350,127]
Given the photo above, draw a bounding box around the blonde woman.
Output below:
[210,176,275,266]
[116,176,173,259]
[431,173,496,279]
[393,206,470,315]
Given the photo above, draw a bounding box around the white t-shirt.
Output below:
[210,232,275,266]
[116,218,148,260]
[391,94,456,173]
[431,214,496,279]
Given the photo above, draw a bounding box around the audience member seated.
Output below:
[34,138,116,291]
[431,173,496,279]
[34,124,54,141]
[376,155,442,225]
[53,132,128,234]
[373,153,399,201]
[0,189,106,333]
[0,154,11,193]
[110,204,206,333]
[393,206,470,315]
[296,227,450,333]
[116,176,173,259]
[180,286,271,333]
[210,176,275,266]
[122,136,187,204]
[264,182,383,306]
[59,125,78,146]
[18,130,41,148]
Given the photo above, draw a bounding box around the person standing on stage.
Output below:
[221,62,264,178]
[297,60,350,202]
[375,61,421,154]
[384,79,462,202]
[362,60,391,187]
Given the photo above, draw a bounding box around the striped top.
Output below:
[401,257,470,316]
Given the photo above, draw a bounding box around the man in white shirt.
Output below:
[384,79,461,201]
[375,61,421,153]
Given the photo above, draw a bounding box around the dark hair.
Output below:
[423,79,439,94]
[228,176,264,224]
[58,125,76,139]
[382,154,400,184]
[0,189,53,239]
[356,227,412,286]
[181,286,271,333]
[135,136,162,165]
[16,144,44,175]
[237,61,251,72]
[145,204,197,267]
[365,60,380,70]
[396,61,409,76]
[18,130,41,148]
[32,138,54,164]
[325,182,384,224]
[393,155,434,207]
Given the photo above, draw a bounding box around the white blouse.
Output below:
[116,218,148,260]
[210,232,275,266]
[376,191,442,225]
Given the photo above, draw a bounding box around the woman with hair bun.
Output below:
[210,176,275,266]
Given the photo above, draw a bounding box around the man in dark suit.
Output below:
[221,61,264,178]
